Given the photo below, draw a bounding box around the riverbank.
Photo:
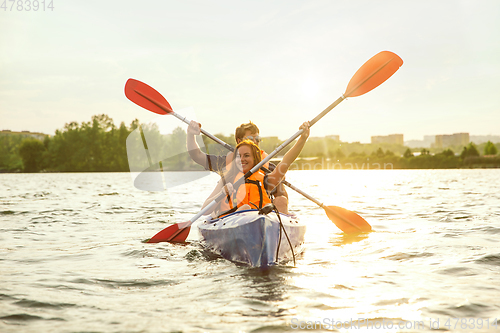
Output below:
[2,156,500,173]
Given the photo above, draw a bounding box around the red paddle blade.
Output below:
[147,221,191,243]
[125,78,173,115]
[324,206,372,233]
[344,51,403,98]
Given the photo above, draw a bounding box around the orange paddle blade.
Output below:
[324,206,372,233]
[147,222,191,243]
[125,78,173,115]
[344,51,403,98]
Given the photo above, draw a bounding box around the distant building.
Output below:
[0,130,48,141]
[405,140,425,148]
[404,135,435,148]
[325,135,340,141]
[371,134,404,145]
[423,135,435,146]
[470,135,500,144]
[308,135,340,142]
[434,133,469,148]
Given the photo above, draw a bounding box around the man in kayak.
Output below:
[186,120,289,212]
[200,122,310,217]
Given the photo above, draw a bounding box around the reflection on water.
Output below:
[241,267,291,303]
[0,170,499,332]
[329,232,370,246]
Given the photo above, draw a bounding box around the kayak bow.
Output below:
[198,210,306,268]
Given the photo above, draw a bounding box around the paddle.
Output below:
[126,83,370,232]
[129,50,403,242]
[283,182,370,233]
[125,79,370,233]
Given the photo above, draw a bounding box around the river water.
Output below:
[1,170,499,332]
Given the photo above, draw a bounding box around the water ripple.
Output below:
[1,170,499,333]
[69,278,178,289]
[383,252,434,261]
[475,254,500,266]
[14,299,77,310]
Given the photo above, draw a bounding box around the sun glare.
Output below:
[301,78,319,100]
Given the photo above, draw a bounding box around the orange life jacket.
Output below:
[218,170,272,215]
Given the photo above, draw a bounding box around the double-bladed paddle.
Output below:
[126,80,372,234]
[126,51,403,242]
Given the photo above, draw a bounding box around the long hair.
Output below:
[236,139,262,166]
[212,140,262,214]
[220,139,262,184]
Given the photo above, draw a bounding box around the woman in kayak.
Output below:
[187,120,289,210]
[202,122,310,217]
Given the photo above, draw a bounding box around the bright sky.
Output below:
[1,0,499,143]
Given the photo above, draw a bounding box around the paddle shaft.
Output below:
[281,180,323,207]
[166,130,296,235]
[136,87,317,206]
[178,109,357,221]
[136,86,365,232]
[134,89,234,151]
[147,91,362,229]
[138,88,329,194]
[183,91,351,227]
[165,129,305,238]
[129,50,405,240]
[310,95,345,126]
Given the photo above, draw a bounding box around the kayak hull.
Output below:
[198,210,306,268]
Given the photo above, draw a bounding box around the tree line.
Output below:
[1,115,134,173]
[1,114,499,173]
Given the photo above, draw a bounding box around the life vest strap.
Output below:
[217,177,266,218]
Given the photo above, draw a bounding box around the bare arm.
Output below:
[186,121,208,169]
[267,122,310,188]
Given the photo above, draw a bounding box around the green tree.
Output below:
[371,147,385,158]
[130,119,140,131]
[166,127,188,170]
[484,141,498,155]
[333,148,345,160]
[348,152,359,158]
[116,122,131,171]
[19,139,46,172]
[403,148,413,158]
[439,149,455,157]
[45,114,137,172]
[461,143,479,159]
[0,134,24,171]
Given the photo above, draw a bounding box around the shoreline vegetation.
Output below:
[1,114,500,173]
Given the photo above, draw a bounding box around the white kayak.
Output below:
[198,209,306,268]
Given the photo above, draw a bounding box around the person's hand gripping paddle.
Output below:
[125,51,403,242]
